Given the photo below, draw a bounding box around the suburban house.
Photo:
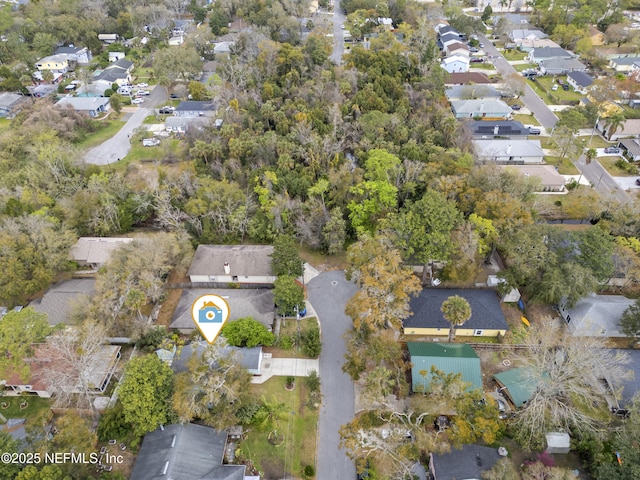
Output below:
[566,71,594,94]
[213,41,235,55]
[169,288,275,333]
[28,84,57,98]
[450,99,512,119]
[444,42,469,57]
[509,29,548,43]
[0,92,24,118]
[588,25,605,45]
[441,55,470,74]
[469,120,530,138]
[404,288,509,338]
[436,25,457,36]
[30,279,96,326]
[445,85,502,102]
[474,139,544,164]
[172,340,264,376]
[2,343,121,398]
[526,46,575,64]
[499,164,566,192]
[108,51,126,62]
[53,45,92,66]
[595,46,637,60]
[597,118,640,141]
[97,33,119,44]
[619,138,640,161]
[408,342,482,393]
[538,57,587,75]
[429,444,501,480]
[187,245,276,284]
[56,97,110,118]
[165,116,210,134]
[130,423,251,480]
[91,59,134,89]
[174,100,217,117]
[70,237,135,269]
[445,72,492,85]
[610,56,640,73]
[504,13,529,26]
[516,38,561,52]
[438,32,463,50]
[35,55,69,74]
[494,368,535,408]
[558,294,635,337]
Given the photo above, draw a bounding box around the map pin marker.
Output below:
[191,294,231,344]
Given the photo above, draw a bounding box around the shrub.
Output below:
[278,335,294,350]
[301,326,321,358]
[303,465,315,478]
[305,370,320,392]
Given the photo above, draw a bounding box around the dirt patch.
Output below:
[259,457,286,480]
[157,270,189,327]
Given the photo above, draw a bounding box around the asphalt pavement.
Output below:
[478,34,558,130]
[330,0,346,64]
[307,271,358,480]
[574,154,632,204]
[84,85,168,165]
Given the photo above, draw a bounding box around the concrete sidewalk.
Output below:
[251,356,319,384]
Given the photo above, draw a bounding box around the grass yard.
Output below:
[269,317,319,359]
[75,119,126,149]
[0,396,51,426]
[598,156,635,176]
[545,155,580,174]
[513,113,540,126]
[241,377,318,479]
[133,67,156,86]
[513,63,533,72]
[469,63,496,70]
[576,135,612,149]
[120,138,185,164]
[502,49,527,61]
[527,77,583,103]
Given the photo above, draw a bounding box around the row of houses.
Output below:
[437,25,470,74]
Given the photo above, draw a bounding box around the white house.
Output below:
[566,71,594,94]
[56,97,110,118]
[538,57,587,75]
[441,55,470,73]
[527,47,575,64]
[451,99,512,119]
[187,245,276,285]
[474,139,544,164]
[610,56,640,73]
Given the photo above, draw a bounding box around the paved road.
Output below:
[574,154,631,204]
[478,34,558,130]
[84,86,168,165]
[330,0,347,64]
[307,270,358,480]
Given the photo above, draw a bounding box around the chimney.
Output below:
[494,125,499,135]
[507,144,512,155]
[223,262,230,275]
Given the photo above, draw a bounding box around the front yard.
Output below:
[75,118,126,149]
[526,77,583,104]
[240,377,318,479]
[598,156,637,177]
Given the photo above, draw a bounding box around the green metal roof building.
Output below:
[494,367,535,407]
[408,342,482,393]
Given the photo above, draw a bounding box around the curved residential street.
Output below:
[84,86,168,165]
[330,0,347,64]
[478,33,558,130]
[307,270,358,480]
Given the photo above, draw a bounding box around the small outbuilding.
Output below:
[545,432,571,454]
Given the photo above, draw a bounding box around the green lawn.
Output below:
[527,77,583,103]
[513,64,534,72]
[241,377,318,479]
[598,156,635,177]
[545,155,580,174]
[513,113,540,126]
[470,62,496,70]
[133,67,156,86]
[76,119,126,149]
[272,318,319,359]
[502,49,527,61]
[0,396,51,427]
[120,137,184,164]
[576,135,612,149]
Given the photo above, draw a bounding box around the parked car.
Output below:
[470,57,484,63]
[136,82,148,88]
[170,93,179,99]
[636,178,640,186]
[604,147,621,154]
[551,84,558,91]
[511,104,522,110]
[479,42,485,48]
[469,47,479,53]
[136,90,150,96]
[159,106,175,114]
[528,127,541,135]
[557,79,564,85]
[562,84,569,91]
[131,98,144,104]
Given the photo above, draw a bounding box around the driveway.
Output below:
[478,34,558,130]
[84,85,168,165]
[330,0,347,63]
[307,270,358,480]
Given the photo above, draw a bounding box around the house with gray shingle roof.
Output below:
[30,279,96,326]
[171,340,263,375]
[408,342,482,393]
[445,85,502,102]
[130,423,246,480]
[538,57,587,75]
[429,444,501,480]
[70,237,134,268]
[558,293,635,337]
[527,46,575,64]
[56,96,110,117]
[451,99,512,119]
[610,56,640,72]
[567,71,593,93]
[404,288,508,338]
[474,138,544,164]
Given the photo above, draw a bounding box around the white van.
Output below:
[117,86,132,95]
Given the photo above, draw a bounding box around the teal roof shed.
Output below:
[408,342,482,393]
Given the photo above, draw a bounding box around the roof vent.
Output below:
[224,262,230,274]
[507,144,512,155]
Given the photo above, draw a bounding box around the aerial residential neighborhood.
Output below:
[2,0,640,478]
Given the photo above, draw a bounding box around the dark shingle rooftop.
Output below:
[471,120,529,137]
[404,288,508,331]
[431,444,501,479]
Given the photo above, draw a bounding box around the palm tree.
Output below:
[441,295,472,342]
[254,395,288,438]
[585,148,596,164]
[604,112,625,141]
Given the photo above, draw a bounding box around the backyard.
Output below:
[240,376,318,479]
[75,117,126,149]
[0,395,51,427]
